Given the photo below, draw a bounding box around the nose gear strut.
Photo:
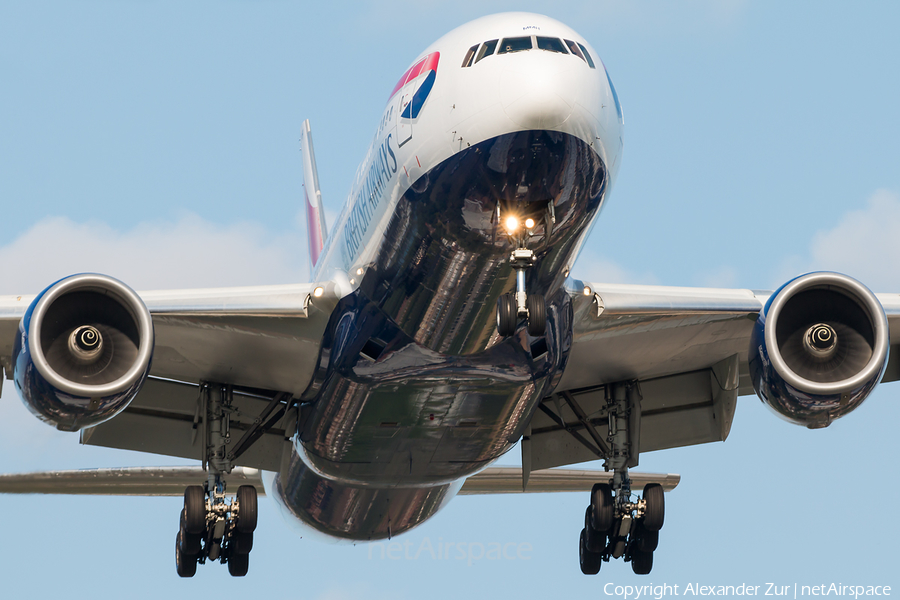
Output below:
[496,206,547,337]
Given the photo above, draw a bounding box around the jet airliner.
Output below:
[2,12,899,578]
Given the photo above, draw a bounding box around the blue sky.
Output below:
[1,1,899,597]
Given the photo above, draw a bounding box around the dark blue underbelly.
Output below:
[274,130,607,539]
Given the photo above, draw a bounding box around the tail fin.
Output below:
[300,119,327,274]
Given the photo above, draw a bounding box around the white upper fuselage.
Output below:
[313,12,624,286]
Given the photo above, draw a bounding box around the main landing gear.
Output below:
[580,481,664,575]
[176,482,259,577]
[176,384,267,577]
[572,382,666,575]
[496,207,548,337]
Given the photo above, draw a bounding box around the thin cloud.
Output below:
[571,252,658,285]
[0,214,309,295]
[776,189,900,291]
[695,265,739,289]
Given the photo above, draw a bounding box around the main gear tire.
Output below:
[631,549,653,575]
[183,486,206,535]
[591,483,614,533]
[584,506,606,553]
[228,552,249,577]
[236,485,258,533]
[642,483,665,531]
[636,527,659,552]
[175,535,198,578]
[579,529,603,575]
[232,531,254,555]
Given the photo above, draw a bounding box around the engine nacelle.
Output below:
[13,274,154,432]
[749,272,889,428]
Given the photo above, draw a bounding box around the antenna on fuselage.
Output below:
[300,119,328,277]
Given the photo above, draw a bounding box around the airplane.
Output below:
[1,11,898,579]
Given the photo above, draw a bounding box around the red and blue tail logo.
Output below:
[390,52,439,119]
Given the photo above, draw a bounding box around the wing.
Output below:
[0,283,337,469]
[527,279,900,472]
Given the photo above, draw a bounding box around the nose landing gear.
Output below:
[496,209,547,337]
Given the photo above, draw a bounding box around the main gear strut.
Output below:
[578,381,665,575]
[176,383,259,578]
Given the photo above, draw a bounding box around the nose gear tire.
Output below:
[497,294,516,337]
[526,295,546,336]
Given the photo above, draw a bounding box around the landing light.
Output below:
[583,286,592,296]
[525,218,535,229]
[504,216,519,233]
[313,286,325,298]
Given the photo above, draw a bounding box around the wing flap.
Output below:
[80,377,293,472]
[529,356,739,471]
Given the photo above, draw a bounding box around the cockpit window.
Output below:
[463,36,587,66]
[564,39,585,61]
[497,37,532,54]
[536,37,567,54]
[475,39,498,63]
[461,44,478,68]
[577,42,596,69]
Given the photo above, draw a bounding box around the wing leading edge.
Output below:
[1,282,336,393]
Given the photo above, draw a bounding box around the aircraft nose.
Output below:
[500,62,578,129]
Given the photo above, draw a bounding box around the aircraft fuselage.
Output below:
[271,12,624,541]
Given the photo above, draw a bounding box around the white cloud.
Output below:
[0,213,309,295]
[776,189,900,291]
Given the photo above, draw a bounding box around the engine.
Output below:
[749,272,889,428]
[13,274,154,432]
